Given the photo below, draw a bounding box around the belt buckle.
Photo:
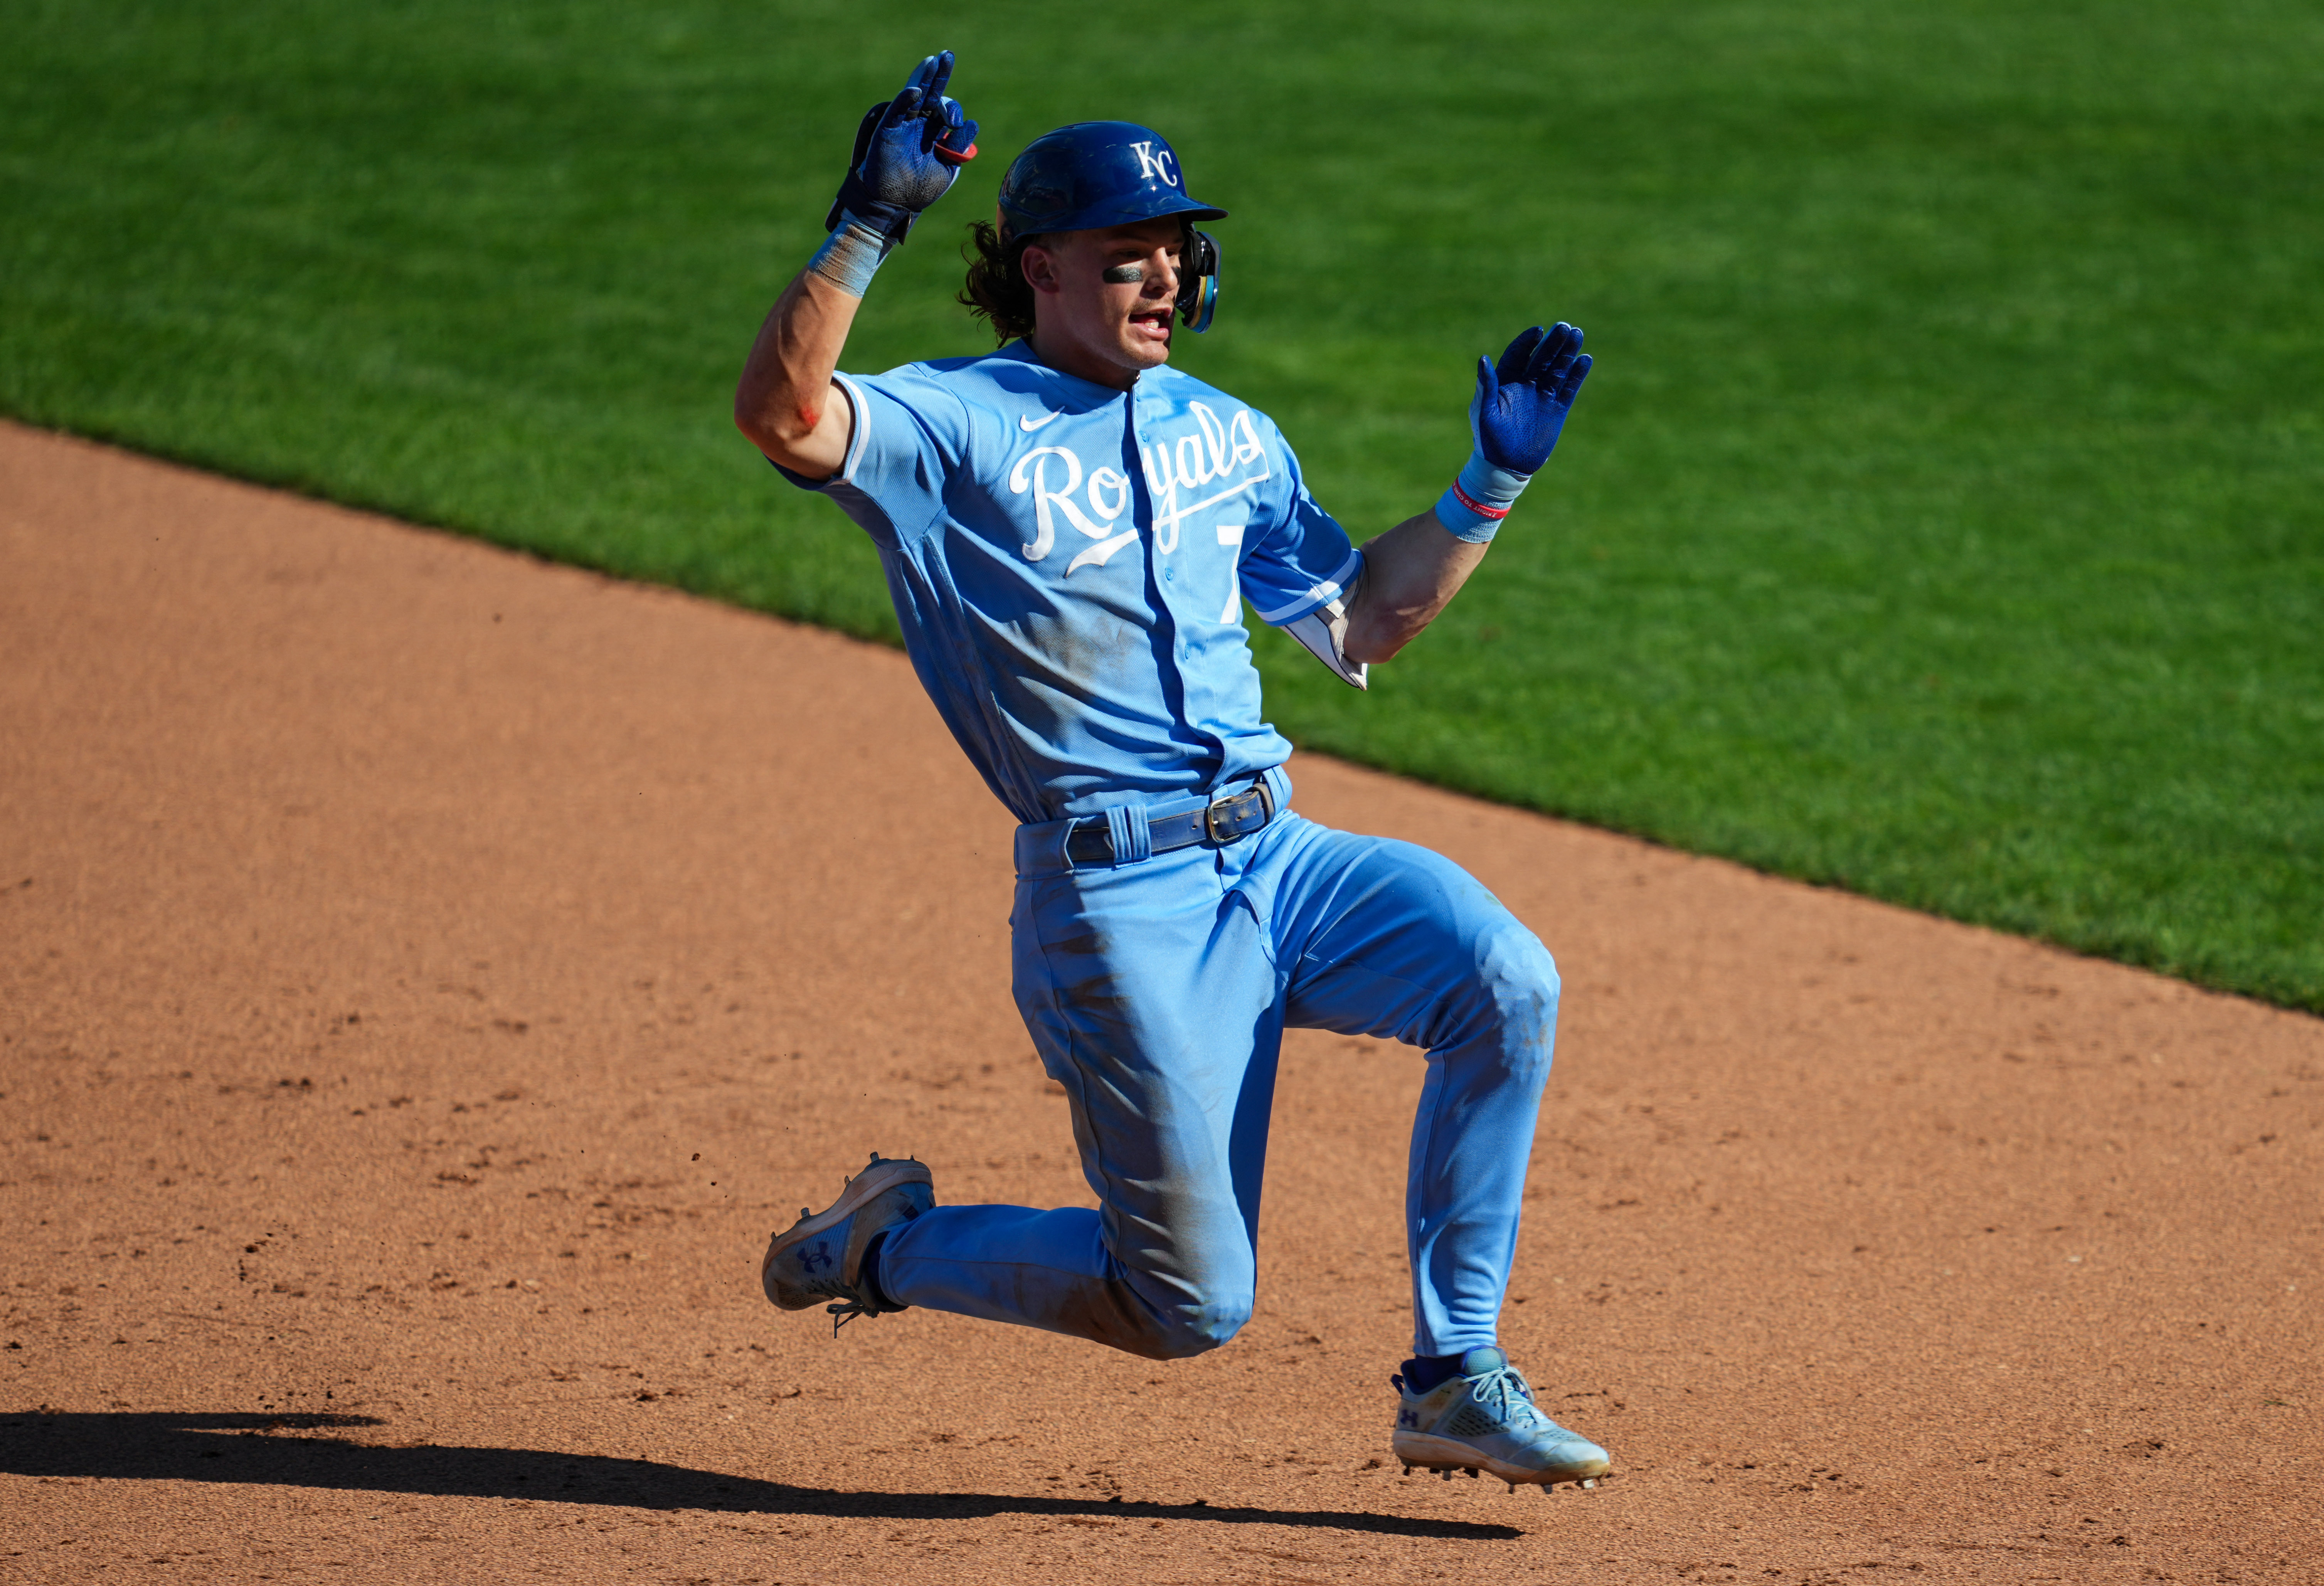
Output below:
[1066,817,1111,867]
[1202,785,1263,846]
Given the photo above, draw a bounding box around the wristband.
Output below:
[806,212,897,299]
[1432,448,1532,543]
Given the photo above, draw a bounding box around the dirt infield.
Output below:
[3,422,2318,1584]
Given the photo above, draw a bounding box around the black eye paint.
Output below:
[1101,263,1145,284]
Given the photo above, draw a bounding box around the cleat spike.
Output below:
[1466,1467,1479,1479]
[1401,1463,1413,1476]
[1579,1477,1597,1490]
[1506,1481,1519,1494]
[1440,1468,1453,1482]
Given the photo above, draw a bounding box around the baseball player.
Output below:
[734,52,1605,1491]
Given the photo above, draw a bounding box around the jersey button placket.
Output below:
[1139,389,1187,615]
[1131,389,1195,681]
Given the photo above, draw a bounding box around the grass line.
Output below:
[5,0,2317,1009]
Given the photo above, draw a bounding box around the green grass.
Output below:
[4,1,2319,1010]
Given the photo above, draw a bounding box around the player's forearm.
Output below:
[1341,322,1592,667]
[734,269,861,478]
[739,53,977,481]
[1342,513,1491,664]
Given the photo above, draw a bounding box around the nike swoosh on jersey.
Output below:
[1018,409,1064,432]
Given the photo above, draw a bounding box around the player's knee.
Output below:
[1474,923,1559,1086]
[1098,1196,1257,1358]
[1108,1274,1251,1359]
[1140,1293,1252,1359]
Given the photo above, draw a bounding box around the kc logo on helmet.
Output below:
[1129,141,1180,188]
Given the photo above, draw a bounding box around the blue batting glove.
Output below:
[809,52,979,296]
[1434,323,1592,542]
[1476,323,1590,474]
[824,51,978,241]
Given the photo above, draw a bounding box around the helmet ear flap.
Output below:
[1177,228,1220,333]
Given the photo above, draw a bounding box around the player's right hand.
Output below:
[825,51,980,241]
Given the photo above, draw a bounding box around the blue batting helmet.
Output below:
[996,122,1227,332]
[995,121,1228,242]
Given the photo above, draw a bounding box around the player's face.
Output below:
[1021,218,1184,390]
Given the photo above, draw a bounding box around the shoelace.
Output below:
[798,1264,899,1334]
[825,1297,880,1334]
[791,1272,890,1335]
[1466,1364,1550,1431]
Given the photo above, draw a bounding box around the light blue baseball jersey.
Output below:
[782,340,1361,824]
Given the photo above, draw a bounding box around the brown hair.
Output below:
[958,220,1038,345]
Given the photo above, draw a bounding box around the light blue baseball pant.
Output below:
[876,779,1558,1361]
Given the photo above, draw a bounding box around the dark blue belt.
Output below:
[1065,781,1277,867]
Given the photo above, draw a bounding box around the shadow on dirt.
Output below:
[0,1411,1524,1540]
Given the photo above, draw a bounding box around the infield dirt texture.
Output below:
[4,426,2319,1581]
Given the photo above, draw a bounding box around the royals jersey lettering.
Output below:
[780,340,1360,823]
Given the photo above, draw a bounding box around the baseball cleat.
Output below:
[761,1152,933,1329]
[1390,1347,1612,1489]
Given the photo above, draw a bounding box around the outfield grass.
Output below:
[5,1,2319,1010]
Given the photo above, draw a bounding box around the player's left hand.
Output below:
[1471,323,1591,476]
[825,51,980,241]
